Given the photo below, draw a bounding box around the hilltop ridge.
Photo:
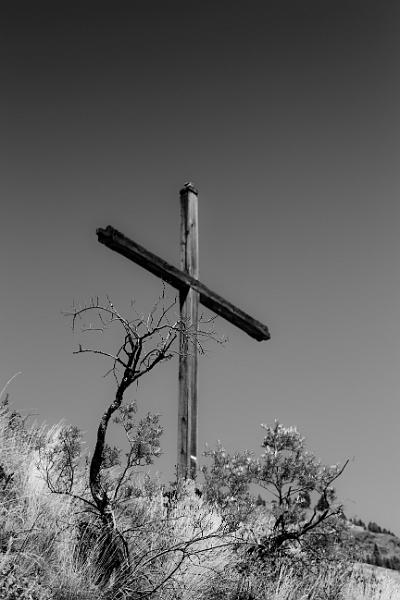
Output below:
[349,518,400,572]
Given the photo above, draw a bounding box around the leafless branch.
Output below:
[73,347,128,369]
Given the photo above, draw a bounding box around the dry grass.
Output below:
[0,404,398,600]
[344,564,400,600]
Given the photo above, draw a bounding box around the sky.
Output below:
[1,2,399,533]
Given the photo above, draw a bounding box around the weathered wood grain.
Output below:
[96,226,270,341]
[178,184,199,479]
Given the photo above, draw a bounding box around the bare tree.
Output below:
[39,290,217,586]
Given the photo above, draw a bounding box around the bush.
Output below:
[0,395,360,599]
[202,421,350,569]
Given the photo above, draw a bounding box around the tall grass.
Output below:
[0,403,398,599]
[345,564,400,600]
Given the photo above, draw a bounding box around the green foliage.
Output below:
[0,562,52,600]
[372,543,383,567]
[369,521,383,534]
[366,520,396,536]
[202,420,349,566]
[0,395,380,599]
[37,425,83,495]
[201,442,257,529]
[2,293,391,597]
[351,517,367,529]
[365,541,400,573]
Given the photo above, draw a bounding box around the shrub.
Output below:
[202,420,350,571]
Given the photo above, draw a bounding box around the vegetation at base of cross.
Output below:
[0,400,399,599]
[202,420,350,564]
[1,296,399,599]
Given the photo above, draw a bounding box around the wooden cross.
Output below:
[97,183,270,479]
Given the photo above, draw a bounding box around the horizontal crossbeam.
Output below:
[97,226,270,341]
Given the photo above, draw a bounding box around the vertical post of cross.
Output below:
[177,183,199,479]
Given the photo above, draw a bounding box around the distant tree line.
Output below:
[366,543,400,572]
[350,517,395,537]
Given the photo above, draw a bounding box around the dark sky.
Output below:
[1,2,399,532]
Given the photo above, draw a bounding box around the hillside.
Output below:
[349,521,400,572]
[1,398,400,598]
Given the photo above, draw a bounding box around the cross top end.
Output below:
[180,182,198,195]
